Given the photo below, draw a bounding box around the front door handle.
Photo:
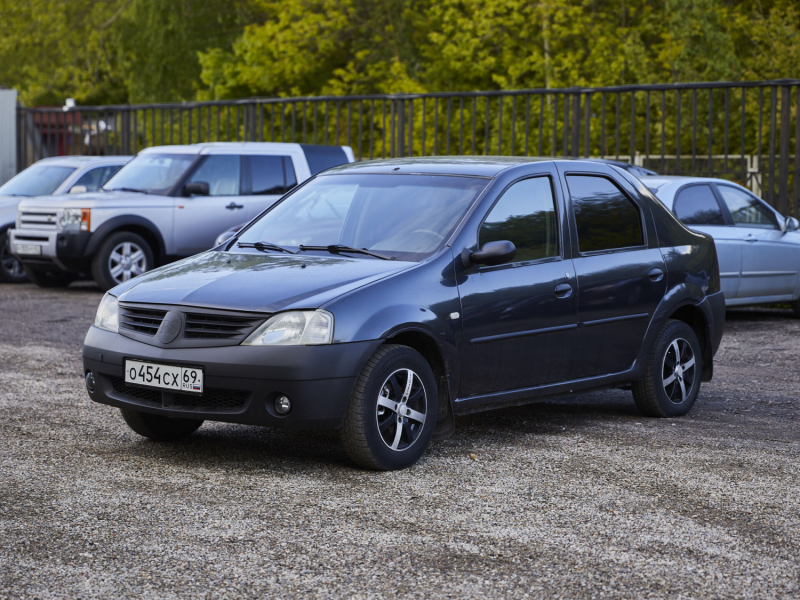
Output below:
[648,267,664,282]
[554,283,573,298]
[745,234,758,243]
[226,202,244,210]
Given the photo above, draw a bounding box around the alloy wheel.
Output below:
[662,338,696,404]
[108,241,147,284]
[0,236,24,279]
[375,368,427,451]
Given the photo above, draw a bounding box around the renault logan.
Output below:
[83,158,725,470]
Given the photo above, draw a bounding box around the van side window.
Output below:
[479,176,558,263]
[567,175,643,253]
[673,185,725,225]
[246,156,296,195]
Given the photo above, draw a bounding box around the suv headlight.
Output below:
[242,310,333,346]
[60,208,91,231]
[94,293,119,333]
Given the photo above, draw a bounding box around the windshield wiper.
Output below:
[299,244,395,261]
[104,187,147,194]
[237,241,297,254]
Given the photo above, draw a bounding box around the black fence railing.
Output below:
[16,79,800,216]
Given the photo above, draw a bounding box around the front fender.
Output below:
[85,215,167,259]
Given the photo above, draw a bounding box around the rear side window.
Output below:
[567,175,644,253]
[245,155,296,195]
[717,185,779,229]
[480,177,558,262]
[673,184,725,225]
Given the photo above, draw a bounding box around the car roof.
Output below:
[640,175,756,208]
[32,155,131,168]
[138,142,350,155]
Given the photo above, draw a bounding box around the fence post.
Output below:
[778,85,790,215]
[571,93,580,158]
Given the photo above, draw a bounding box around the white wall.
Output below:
[0,89,17,185]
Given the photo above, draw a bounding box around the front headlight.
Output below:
[242,310,333,346]
[60,208,91,231]
[94,293,119,333]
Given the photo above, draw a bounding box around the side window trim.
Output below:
[564,172,648,256]
[476,174,562,267]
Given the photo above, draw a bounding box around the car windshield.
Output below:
[103,153,197,195]
[0,165,76,196]
[237,173,489,262]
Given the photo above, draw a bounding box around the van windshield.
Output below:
[103,154,197,195]
[237,173,488,262]
[0,165,76,196]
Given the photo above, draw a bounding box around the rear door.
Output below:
[672,183,742,299]
[563,167,667,379]
[715,184,800,299]
[173,154,247,256]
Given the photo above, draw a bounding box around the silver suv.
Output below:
[10,143,354,290]
[0,156,130,283]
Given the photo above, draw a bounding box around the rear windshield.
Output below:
[237,173,488,262]
[103,153,197,196]
[0,165,76,196]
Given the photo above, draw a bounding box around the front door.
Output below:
[173,154,248,256]
[564,172,667,379]
[458,169,577,398]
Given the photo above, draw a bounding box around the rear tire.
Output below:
[791,299,800,318]
[340,344,437,471]
[22,265,75,288]
[91,231,154,292]
[120,408,203,441]
[632,319,702,417]
[0,231,27,283]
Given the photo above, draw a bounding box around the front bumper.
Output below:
[9,228,92,272]
[83,326,382,429]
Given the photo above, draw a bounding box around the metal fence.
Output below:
[16,79,800,216]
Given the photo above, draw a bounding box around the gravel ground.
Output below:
[1,282,798,599]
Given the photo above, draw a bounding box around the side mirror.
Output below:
[783,216,799,233]
[461,240,516,268]
[183,181,209,196]
[69,185,87,194]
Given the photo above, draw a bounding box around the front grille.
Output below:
[110,376,161,405]
[119,306,168,336]
[19,211,59,230]
[107,376,250,412]
[183,312,262,339]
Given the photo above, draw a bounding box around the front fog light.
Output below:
[275,395,292,415]
[85,372,95,393]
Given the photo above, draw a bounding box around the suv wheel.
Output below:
[91,231,153,291]
[632,319,702,417]
[341,344,438,471]
[0,231,27,283]
[120,408,203,441]
[791,299,800,318]
[22,265,75,288]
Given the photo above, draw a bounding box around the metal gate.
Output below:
[16,79,800,216]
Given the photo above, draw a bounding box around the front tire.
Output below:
[632,319,702,417]
[120,408,203,441]
[22,265,75,288]
[91,231,154,292]
[0,231,27,283]
[341,344,438,471]
[791,299,800,318]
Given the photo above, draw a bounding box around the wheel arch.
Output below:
[666,303,713,382]
[84,216,166,263]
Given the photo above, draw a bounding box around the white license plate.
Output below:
[124,360,204,394]
[15,244,42,255]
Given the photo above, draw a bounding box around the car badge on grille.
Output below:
[156,311,183,344]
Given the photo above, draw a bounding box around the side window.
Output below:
[284,157,297,191]
[248,155,285,195]
[479,177,558,263]
[567,175,644,253]
[72,165,122,192]
[673,184,725,225]
[717,185,779,229]
[187,155,240,196]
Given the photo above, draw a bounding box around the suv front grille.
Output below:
[183,312,262,339]
[19,210,59,230]
[107,376,250,412]
[119,306,168,336]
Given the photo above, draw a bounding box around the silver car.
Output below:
[642,176,800,315]
[0,156,130,282]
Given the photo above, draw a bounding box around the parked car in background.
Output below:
[0,156,130,283]
[643,176,800,315]
[10,143,354,291]
[83,158,724,470]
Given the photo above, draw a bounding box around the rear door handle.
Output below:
[648,268,664,282]
[554,283,573,298]
[226,202,244,210]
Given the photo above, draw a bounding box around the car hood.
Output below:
[117,251,414,312]
[0,195,24,210]
[16,190,165,210]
